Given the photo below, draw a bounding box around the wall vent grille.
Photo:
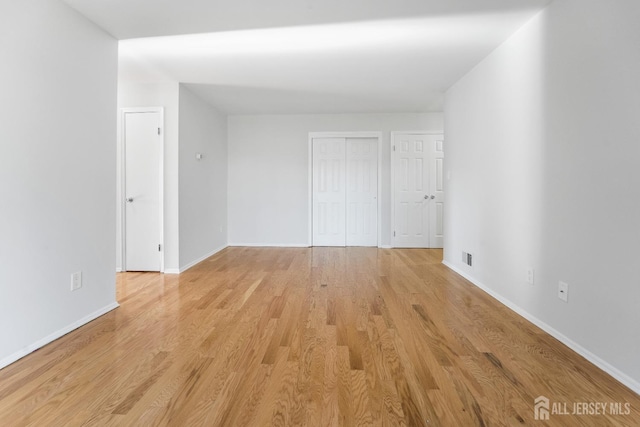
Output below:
[462,251,473,267]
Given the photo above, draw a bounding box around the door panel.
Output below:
[312,136,378,247]
[430,136,445,248]
[124,111,162,271]
[393,134,430,248]
[346,138,377,246]
[312,138,346,246]
[392,133,444,248]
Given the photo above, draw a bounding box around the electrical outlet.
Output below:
[558,281,568,302]
[526,268,535,285]
[71,271,82,291]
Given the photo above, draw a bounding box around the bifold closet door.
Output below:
[312,138,346,246]
[312,137,377,247]
[346,138,377,246]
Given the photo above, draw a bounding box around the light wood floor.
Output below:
[0,247,638,426]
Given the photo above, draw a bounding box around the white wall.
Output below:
[117,81,180,272]
[444,0,640,392]
[178,85,228,270]
[227,113,443,246]
[0,0,118,367]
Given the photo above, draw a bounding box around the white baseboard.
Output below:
[0,302,120,371]
[178,245,228,273]
[442,261,640,396]
[164,268,180,274]
[116,267,123,273]
[230,243,390,249]
[228,243,310,248]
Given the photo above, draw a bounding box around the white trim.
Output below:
[228,243,310,248]
[164,268,181,275]
[391,130,444,135]
[120,107,165,273]
[390,131,444,248]
[379,245,393,249]
[442,261,640,396]
[377,136,382,248]
[309,131,382,139]
[308,131,383,248]
[0,302,120,370]
[308,136,313,246]
[179,245,228,273]
[116,268,123,273]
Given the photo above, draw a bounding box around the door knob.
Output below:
[424,195,429,200]
[126,197,134,203]
[430,195,435,199]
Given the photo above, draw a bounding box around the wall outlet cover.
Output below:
[558,281,569,302]
[71,271,82,291]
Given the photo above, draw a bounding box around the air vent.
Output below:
[462,251,473,267]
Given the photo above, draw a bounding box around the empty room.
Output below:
[1,0,639,425]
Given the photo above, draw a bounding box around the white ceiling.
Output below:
[64,0,551,114]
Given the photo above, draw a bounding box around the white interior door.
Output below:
[312,135,379,247]
[346,138,378,246]
[124,111,162,271]
[429,136,445,248]
[312,137,346,246]
[392,133,444,248]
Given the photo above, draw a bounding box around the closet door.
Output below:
[312,138,346,246]
[392,133,429,247]
[429,135,445,248]
[346,138,378,246]
[392,133,444,248]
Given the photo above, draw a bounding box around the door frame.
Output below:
[120,107,165,272]
[308,131,382,247]
[390,131,443,248]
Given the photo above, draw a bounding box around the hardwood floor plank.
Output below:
[321,325,340,427]
[1,247,639,426]
[336,345,354,426]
